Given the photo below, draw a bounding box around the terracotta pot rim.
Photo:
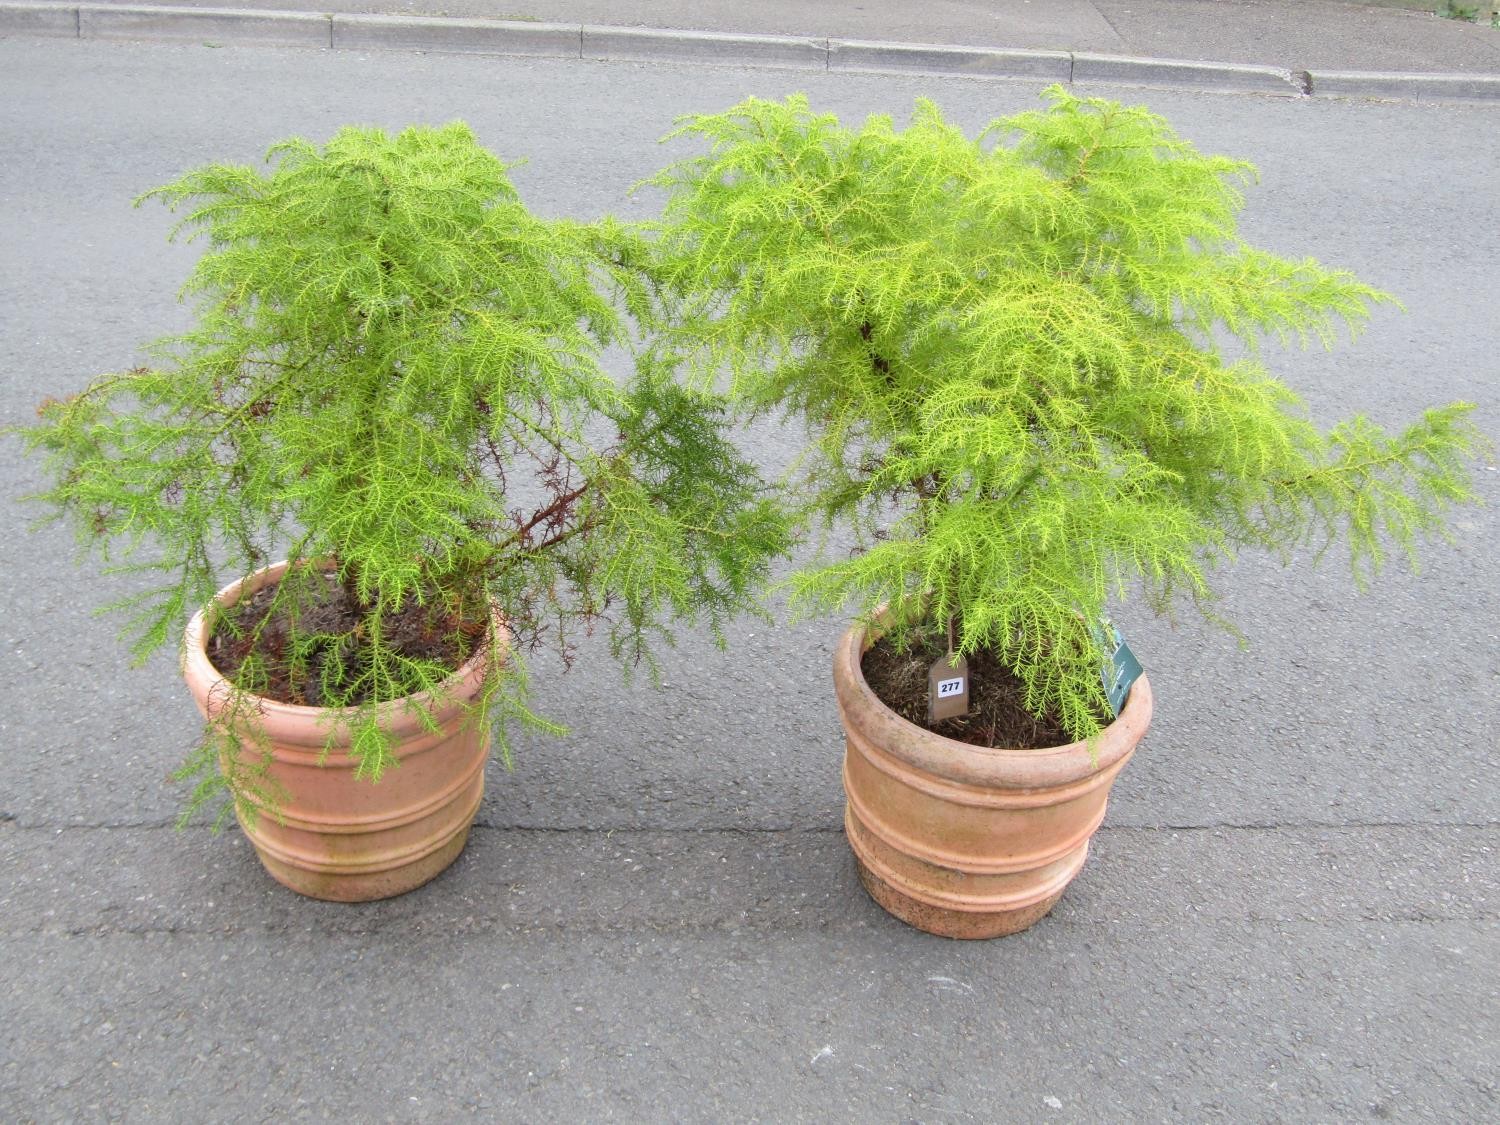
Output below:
[834,614,1152,791]
[182,559,503,736]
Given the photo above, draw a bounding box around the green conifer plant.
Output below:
[20,122,789,823]
[646,88,1485,743]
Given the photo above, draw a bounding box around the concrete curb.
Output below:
[582,25,827,70]
[1072,53,1301,96]
[80,3,329,48]
[1307,69,1500,101]
[1,0,72,34]
[334,13,577,60]
[827,40,1071,82]
[3,2,1499,104]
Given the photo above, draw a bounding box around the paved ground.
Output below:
[31,0,1500,73]
[1,5,1497,1121]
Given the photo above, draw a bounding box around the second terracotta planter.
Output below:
[834,619,1152,938]
[182,562,500,903]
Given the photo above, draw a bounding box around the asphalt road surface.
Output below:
[1,35,1496,1121]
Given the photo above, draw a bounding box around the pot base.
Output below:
[847,805,1075,939]
[243,808,478,903]
[854,858,1065,939]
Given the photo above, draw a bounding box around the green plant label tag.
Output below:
[1093,618,1143,717]
[928,653,970,723]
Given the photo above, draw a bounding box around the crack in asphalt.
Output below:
[0,910,1491,942]
[1090,1,1130,49]
[4,819,1497,833]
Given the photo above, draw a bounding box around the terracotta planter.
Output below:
[182,562,499,902]
[834,619,1151,938]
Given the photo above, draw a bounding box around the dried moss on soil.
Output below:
[861,630,1104,750]
[209,571,486,707]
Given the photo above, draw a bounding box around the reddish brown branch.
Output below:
[508,480,592,548]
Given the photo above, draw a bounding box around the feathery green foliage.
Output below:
[19,122,789,822]
[647,87,1485,742]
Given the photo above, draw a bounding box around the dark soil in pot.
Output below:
[861,629,1107,750]
[208,570,487,707]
